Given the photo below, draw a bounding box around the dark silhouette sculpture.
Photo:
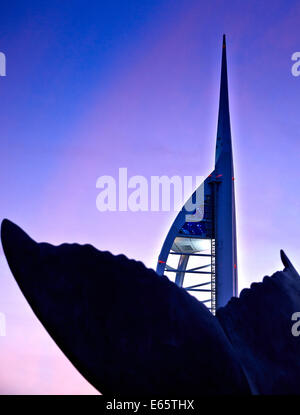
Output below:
[1,219,300,395]
[218,250,300,394]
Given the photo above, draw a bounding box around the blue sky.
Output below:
[0,0,299,393]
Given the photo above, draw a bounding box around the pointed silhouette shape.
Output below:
[217,250,300,394]
[3,219,300,394]
[1,219,250,396]
[156,35,237,312]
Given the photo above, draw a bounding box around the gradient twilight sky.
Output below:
[0,0,300,394]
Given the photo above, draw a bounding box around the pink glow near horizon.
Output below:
[0,0,300,393]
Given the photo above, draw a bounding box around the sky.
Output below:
[0,0,300,394]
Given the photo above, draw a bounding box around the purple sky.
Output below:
[0,0,300,394]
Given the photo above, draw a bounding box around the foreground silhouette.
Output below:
[1,219,300,395]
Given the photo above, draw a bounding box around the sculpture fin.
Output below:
[1,219,250,396]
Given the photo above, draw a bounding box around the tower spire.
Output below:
[156,35,238,312]
[215,34,232,168]
[214,35,238,306]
